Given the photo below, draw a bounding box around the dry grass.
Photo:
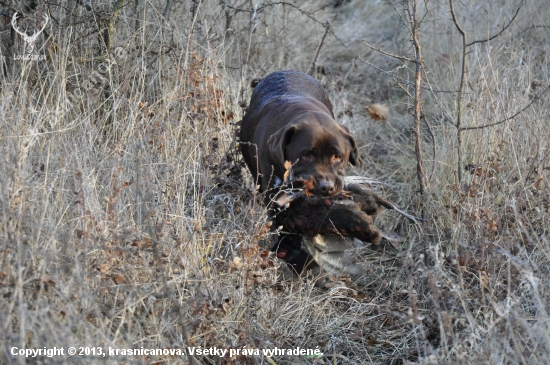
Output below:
[1,0,549,364]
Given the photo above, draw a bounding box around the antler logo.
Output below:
[11,12,49,55]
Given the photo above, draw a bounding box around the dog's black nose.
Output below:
[318,180,335,195]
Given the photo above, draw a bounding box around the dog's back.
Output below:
[247,71,334,117]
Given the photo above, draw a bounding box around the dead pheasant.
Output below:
[270,176,419,276]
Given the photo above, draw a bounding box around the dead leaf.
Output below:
[487,220,497,231]
[122,178,133,188]
[534,175,543,190]
[112,275,126,284]
[366,103,389,121]
[480,271,490,287]
[465,164,484,177]
[97,263,110,273]
[42,277,56,290]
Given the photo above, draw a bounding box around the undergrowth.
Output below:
[0,0,549,364]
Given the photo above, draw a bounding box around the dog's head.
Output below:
[268,116,360,196]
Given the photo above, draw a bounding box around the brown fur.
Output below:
[240,71,359,198]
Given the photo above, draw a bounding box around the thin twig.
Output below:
[225,1,322,24]
[422,73,456,127]
[395,80,414,99]
[411,0,426,197]
[449,0,467,182]
[358,55,458,93]
[308,22,331,76]
[423,115,437,183]
[461,85,550,131]
[163,0,173,19]
[520,24,550,35]
[450,0,525,180]
[449,0,466,36]
[466,0,524,47]
[135,0,145,30]
[361,39,415,63]
[390,0,413,37]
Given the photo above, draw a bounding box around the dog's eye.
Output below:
[333,154,343,162]
[301,152,314,160]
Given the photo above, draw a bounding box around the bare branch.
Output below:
[389,0,413,37]
[163,0,173,19]
[358,57,458,94]
[361,39,415,63]
[411,0,426,197]
[422,73,456,127]
[449,0,466,36]
[520,24,550,35]
[308,22,331,76]
[225,1,322,25]
[224,0,356,68]
[466,0,524,47]
[461,85,550,131]
[449,0,468,181]
[395,80,414,99]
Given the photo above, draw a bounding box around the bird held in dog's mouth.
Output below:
[270,172,419,277]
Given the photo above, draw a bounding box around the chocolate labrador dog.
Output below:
[239,70,361,274]
[240,70,359,198]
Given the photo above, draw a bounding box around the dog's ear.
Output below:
[341,125,361,166]
[348,135,361,166]
[268,124,297,166]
